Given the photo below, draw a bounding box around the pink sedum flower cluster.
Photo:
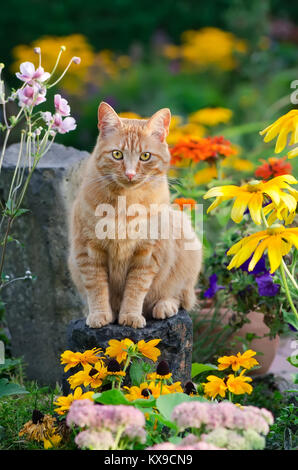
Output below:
[67,399,146,450]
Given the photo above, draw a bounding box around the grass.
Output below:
[0,380,61,450]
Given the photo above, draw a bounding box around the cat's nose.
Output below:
[125,170,136,181]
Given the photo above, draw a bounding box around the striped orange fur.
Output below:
[68,102,202,328]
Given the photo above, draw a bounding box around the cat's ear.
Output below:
[98,102,122,136]
[145,108,171,142]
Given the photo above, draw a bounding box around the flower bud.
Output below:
[72,56,81,65]
[34,47,41,54]
[60,45,66,51]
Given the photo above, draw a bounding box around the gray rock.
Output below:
[1,143,88,385]
[65,309,193,393]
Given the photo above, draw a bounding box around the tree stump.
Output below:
[63,309,193,394]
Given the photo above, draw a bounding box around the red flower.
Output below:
[170,136,236,166]
[255,156,292,180]
[173,198,197,210]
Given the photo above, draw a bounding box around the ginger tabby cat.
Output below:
[68,102,202,328]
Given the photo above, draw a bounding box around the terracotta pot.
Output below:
[197,308,279,376]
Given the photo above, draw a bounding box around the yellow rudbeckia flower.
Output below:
[260,110,298,154]
[124,381,162,401]
[60,348,103,372]
[105,338,134,363]
[137,339,161,362]
[203,375,227,399]
[226,370,253,395]
[227,225,298,273]
[217,350,259,372]
[68,361,108,389]
[53,387,94,415]
[203,174,297,225]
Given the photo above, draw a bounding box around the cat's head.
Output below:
[95,102,171,190]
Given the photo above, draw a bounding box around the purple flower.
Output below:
[43,112,76,134]
[54,94,70,116]
[255,272,280,297]
[16,61,50,84]
[239,255,267,275]
[204,274,225,298]
[17,84,46,107]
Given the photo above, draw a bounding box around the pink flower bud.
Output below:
[34,47,41,54]
[72,56,81,65]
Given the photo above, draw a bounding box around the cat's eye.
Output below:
[112,150,123,160]
[140,152,151,161]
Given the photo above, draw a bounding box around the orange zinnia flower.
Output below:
[255,156,292,180]
[173,197,197,210]
[170,136,236,165]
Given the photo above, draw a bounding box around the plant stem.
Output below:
[282,259,298,290]
[0,216,13,285]
[279,261,298,321]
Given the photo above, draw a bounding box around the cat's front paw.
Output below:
[152,299,179,320]
[118,313,146,329]
[86,311,113,328]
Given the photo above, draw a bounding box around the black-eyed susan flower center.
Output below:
[141,388,152,398]
[156,360,170,376]
[89,367,99,377]
[32,409,44,424]
[107,358,121,372]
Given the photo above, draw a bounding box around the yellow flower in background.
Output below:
[68,361,108,389]
[167,122,206,146]
[218,350,259,372]
[222,157,254,172]
[203,174,298,225]
[179,27,246,70]
[137,339,161,362]
[105,338,134,363]
[53,387,94,415]
[118,112,142,119]
[194,166,218,184]
[60,348,103,372]
[12,34,94,93]
[226,225,298,273]
[203,375,227,399]
[260,110,298,154]
[189,107,233,126]
[226,370,253,395]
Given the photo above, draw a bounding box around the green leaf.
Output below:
[93,389,131,405]
[283,312,298,333]
[0,357,23,373]
[146,411,178,431]
[0,378,28,398]
[129,359,145,386]
[287,355,298,368]
[132,396,156,408]
[14,208,30,218]
[191,362,217,378]
[156,392,207,421]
